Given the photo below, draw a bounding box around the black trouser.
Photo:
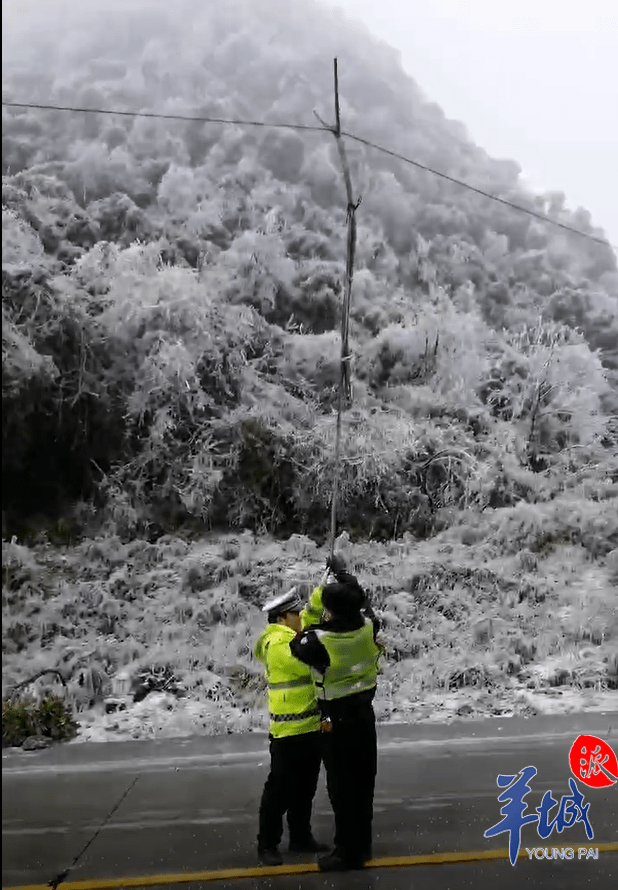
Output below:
[257,730,322,851]
[320,702,377,863]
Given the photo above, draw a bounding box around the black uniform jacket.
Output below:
[290,609,381,718]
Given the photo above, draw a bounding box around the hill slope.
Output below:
[2,0,617,740]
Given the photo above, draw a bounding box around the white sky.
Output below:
[333,0,618,245]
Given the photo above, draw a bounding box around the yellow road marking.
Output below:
[6,843,618,889]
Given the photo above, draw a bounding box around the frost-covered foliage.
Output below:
[3,0,616,535]
[1,1,617,740]
[3,2,616,533]
[2,209,45,267]
[2,516,617,742]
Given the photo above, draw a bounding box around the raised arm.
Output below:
[300,568,330,628]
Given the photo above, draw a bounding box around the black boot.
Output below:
[258,847,283,866]
[318,847,371,871]
[317,850,358,872]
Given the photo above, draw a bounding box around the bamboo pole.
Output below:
[314,58,361,558]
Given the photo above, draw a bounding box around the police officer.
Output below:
[254,587,329,866]
[291,556,382,872]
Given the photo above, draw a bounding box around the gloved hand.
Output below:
[326,554,347,578]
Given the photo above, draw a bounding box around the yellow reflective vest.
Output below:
[254,622,320,738]
[301,586,381,702]
[311,619,380,701]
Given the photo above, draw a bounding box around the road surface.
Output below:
[3,712,618,889]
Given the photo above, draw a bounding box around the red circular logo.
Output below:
[569,734,618,789]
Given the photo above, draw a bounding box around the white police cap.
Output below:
[262,587,303,615]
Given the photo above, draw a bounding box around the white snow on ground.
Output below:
[72,693,268,743]
[68,689,618,744]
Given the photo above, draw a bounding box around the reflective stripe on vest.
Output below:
[313,675,376,700]
[311,620,379,702]
[270,706,320,723]
[319,655,377,683]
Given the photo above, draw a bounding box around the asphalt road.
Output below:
[3,712,618,890]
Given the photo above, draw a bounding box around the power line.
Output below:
[343,131,616,250]
[1,101,326,133]
[3,99,616,252]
